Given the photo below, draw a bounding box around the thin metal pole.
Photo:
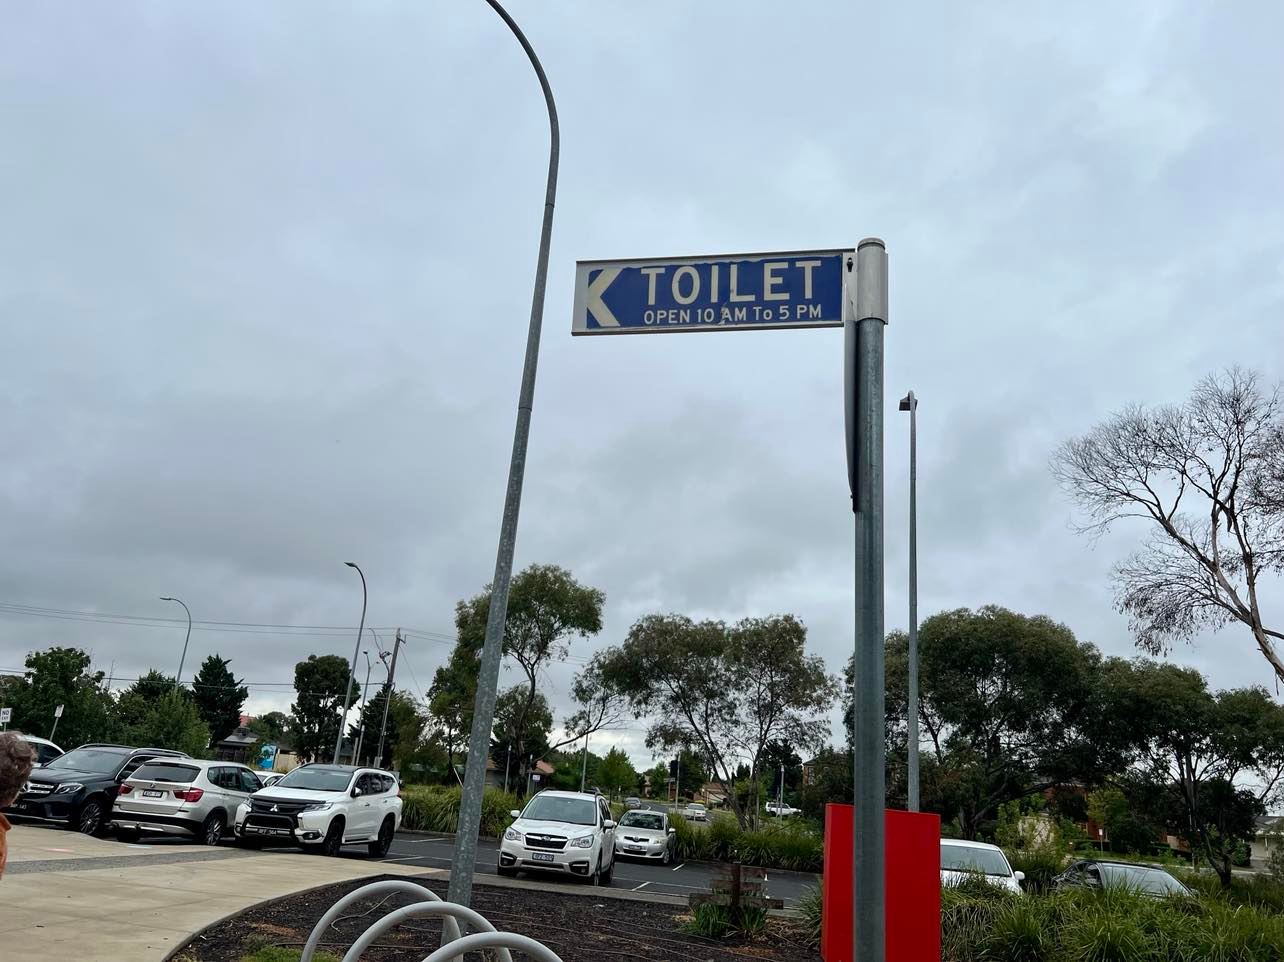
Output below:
[848,238,888,962]
[354,651,373,766]
[900,390,920,812]
[48,712,61,743]
[448,0,559,910]
[579,732,589,792]
[375,630,402,768]
[161,597,192,690]
[333,562,367,765]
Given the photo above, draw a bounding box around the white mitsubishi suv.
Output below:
[498,790,616,884]
[233,764,401,857]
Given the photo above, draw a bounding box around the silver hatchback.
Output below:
[113,758,262,845]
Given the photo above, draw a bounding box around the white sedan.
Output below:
[679,802,708,821]
[614,809,677,864]
[940,839,1025,895]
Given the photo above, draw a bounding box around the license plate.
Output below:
[247,826,290,836]
[142,790,164,798]
[531,852,555,863]
[627,846,646,853]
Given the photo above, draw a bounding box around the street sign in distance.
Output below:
[54,704,64,718]
[0,708,11,724]
[573,249,849,335]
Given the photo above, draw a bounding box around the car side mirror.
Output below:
[604,820,616,830]
[668,827,676,835]
[510,809,520,819]
[1014,871,1026,883]
[351,788,362,798]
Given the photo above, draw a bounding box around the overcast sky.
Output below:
[1,2,1281,768]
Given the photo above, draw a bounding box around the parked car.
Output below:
[7,744,189,835]
[21,735,64,767]
[233,764,401,857]
[940,839,1025,895]
[114,759,263,845]
[1053,859,1192,898]
[679,802,708,822]
[623,796,642,810]
[765,801,801,817]
[614,808,677,865]
[257,772,284,789]
[498,790,616,883]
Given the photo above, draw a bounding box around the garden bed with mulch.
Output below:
[173,873,820,962]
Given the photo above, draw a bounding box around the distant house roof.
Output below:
[218,726,258,748]
[1255,815,1284,836]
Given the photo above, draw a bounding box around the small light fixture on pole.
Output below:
[897,390,919,812]
[333,562,368,765]
[160,596,193,691]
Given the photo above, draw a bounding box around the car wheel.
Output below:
[600,853,613,886]
[662,845,672,866]
[368,817,395,858]
[200,812,225,846]
[116,827,140,844]
[76,797,107,836]
[318,818,344,857]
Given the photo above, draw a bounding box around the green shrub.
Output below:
[797,883,822,948]
[736,823,824,873]
[399,785,518,837]
[684,904,732,938]
[983,896,1051,962]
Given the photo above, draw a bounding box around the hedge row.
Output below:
[668,812,824,873]
[400,785,519,838]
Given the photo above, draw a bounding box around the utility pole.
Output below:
[778,760,785,814]
[374,629,403,769]
[846,238,889,962]
[353,651,374,766]
[579,731,590,792]
[504,745,512,794]
[160,597,192,691]
[448,0,558,911]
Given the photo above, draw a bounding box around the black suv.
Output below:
[10,743,189,836]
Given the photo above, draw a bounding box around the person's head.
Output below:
[0,733,36,809]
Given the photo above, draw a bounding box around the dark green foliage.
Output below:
[6,647,117,748]
[289,654,356,763]
[191,655,248,746]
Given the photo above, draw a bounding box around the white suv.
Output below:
[498,790,616,884]
[233,764,401,857]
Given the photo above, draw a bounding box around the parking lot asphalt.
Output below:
[9,816,818,906]
[369,831,818,905]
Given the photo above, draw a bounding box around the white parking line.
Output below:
[632,882,651,891]
[404,837,452,844]
[381,855,427,863]
[671,862,685,872]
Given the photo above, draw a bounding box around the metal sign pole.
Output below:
[847,238,887,962]
[448,0,559,910]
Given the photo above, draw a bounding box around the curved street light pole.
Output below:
[333,562,368,765]
[354,650,373,766]
[160,596,193,690]
[449,0,559,910]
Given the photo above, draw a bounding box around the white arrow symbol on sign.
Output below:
[585,267,622,328]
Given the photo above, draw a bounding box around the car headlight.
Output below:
[301,802,332,812]
[571,835,595,849]
[504,827,523,842]
[52,783,83,794]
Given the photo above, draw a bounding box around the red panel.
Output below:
[821,804,940,962]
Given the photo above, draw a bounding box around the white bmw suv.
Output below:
[498,790,616,884]
[233,764,402,857]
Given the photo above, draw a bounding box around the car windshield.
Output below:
[941,844,1012,877]
[521,795,598,826]
[43,747,129,774]
[619,812,665,831]
[1097,864,1188,896]
[133,762,200,783]
[275,767,354,792]
[687,804,706,811]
